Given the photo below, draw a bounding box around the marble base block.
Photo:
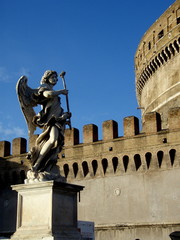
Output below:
[11,181,84,240]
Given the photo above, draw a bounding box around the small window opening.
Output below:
[102,158,108,175]
[123,155,129,172]
[165,47,171,58]
[169,149,176,166]
[174,40,179,52]
[134,154,142,171]
[177,8,180,24]
[161,50,168,62]
[148,41,151,50]
[92,160,98,176]
[73,162,78,178]
[169,44,175,56]
[155,56,161,67]
[112,157,118,173]
[157,151,164,167]
[177,17,180,24]
[158,53,164,64]
[63,164,69,178]
[82,161,89,177]
[158,30,164,39]
[145,152,152,169]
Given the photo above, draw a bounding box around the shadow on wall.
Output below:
[0,188,17,238]
[169,232,180,240]
[0,158,26,238]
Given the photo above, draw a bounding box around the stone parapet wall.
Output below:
[0,110,179,240]
[0,108,179,186]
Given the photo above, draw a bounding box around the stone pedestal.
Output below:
[11,181,84,240]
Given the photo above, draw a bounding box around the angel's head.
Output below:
[40,70,58,85]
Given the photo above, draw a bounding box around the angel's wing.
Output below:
[16,76,38,137]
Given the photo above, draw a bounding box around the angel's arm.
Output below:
[43,89,68,98]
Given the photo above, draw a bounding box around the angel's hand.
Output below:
[61,89,68,95]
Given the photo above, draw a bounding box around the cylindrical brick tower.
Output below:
[135,0,180,129]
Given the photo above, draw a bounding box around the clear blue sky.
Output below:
[0,0,174,143]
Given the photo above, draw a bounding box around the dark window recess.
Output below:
[123,155,129,172]
[92,160,98,176]
[102,158,108,175]
[73,162,78,178]
[148,41,151,50]
[63,164,69,178]
[177,17,180,24]
[134,154,142,170]
[145,152,152,169]
[157,151,164,167]
[169,149,176,166]
[112,157,118,173]
[82,161,89,177]
[158,30,164,39]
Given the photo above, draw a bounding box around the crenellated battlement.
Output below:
[0,107,179,185]
[0,108,179,156]
[0,107,179,158]
[58,108,180,181]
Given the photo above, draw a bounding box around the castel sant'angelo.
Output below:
[0,1,180,240]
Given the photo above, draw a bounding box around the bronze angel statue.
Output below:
[16,70,71,182]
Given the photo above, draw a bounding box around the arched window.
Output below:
[92,160,98,176]
[102,158,108,175]
[134,154,141,171]
[112,157,118,173]
[82,161,89,177]
[145,152,152,169]
[123,155,129,172]
[73,162,78,178]
[169,149,176,166]
[63,164,69,178]
[157,151,164,167]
